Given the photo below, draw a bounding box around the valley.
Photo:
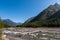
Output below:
[0,0,60,40]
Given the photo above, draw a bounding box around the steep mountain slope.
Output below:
[48,10,60,20]
[24,17,35,24]
[21,3,60,27]
[26,3,60,23]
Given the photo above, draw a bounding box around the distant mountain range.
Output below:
[3,19,22,27]
[0,18,22,27]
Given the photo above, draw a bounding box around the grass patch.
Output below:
[0,29,2,40]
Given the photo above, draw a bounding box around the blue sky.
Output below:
[0,0,60,23]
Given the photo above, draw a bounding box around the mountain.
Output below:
[0,18,10,28]
[25,3,60,23]
[48,10,60,20]
[24,17,35,24]
[22,3,60,27]
[16,22,22,25]
[3,19,21,26]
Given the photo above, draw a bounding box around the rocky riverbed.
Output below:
[2,28,60,40]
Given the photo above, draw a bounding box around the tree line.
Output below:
[16,20,60,28]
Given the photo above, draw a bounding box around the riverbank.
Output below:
[0,29,2,40]
[2,28,60,40]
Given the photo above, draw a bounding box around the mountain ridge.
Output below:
[22,3,60,27]
[25,3,60,23]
